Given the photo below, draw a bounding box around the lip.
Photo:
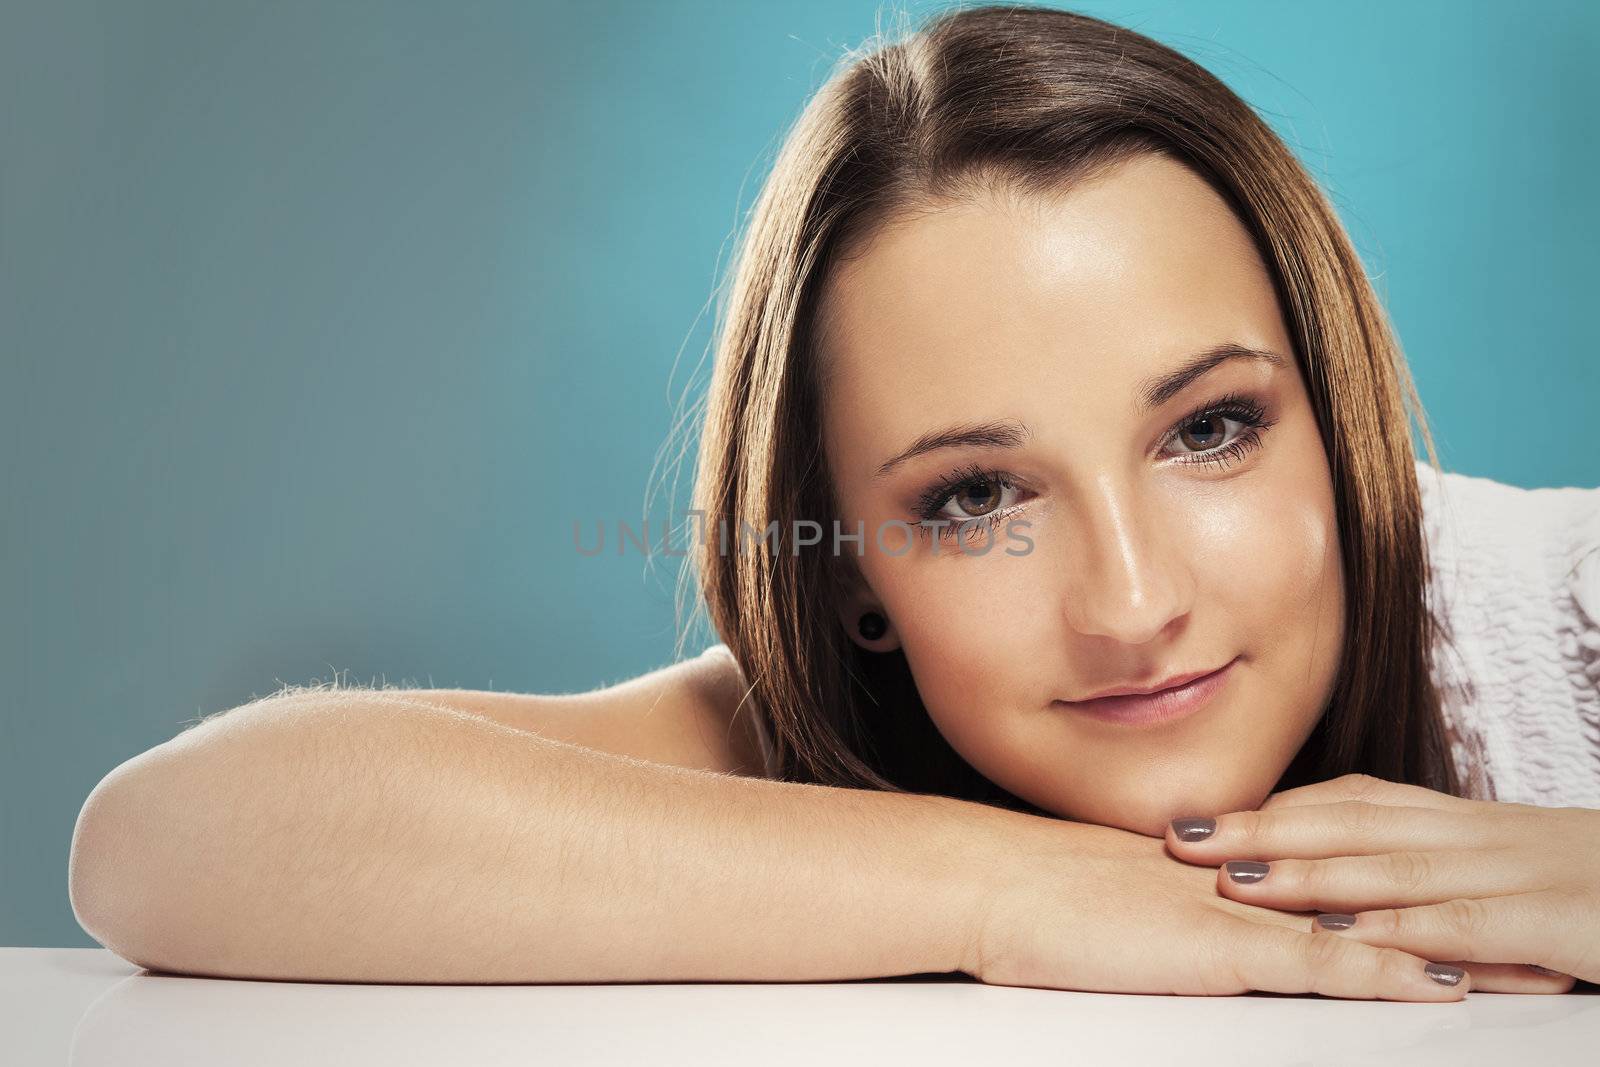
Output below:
[1055,656,1239,726]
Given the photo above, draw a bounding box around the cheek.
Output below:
[865,549,1045,741]
[1187,463,1346,804]
[1197,478,1342,636]
[1182,460,1346,765]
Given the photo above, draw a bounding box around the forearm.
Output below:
[69,691,995,983]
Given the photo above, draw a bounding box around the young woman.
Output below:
[70,4,1599,1001]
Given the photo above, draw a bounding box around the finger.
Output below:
[1168,802,1503,861]
[1215,848,1533,911]
[1301,892,1569,975]
[1261,773,1479,813]
[1406,960,1576,994]
[1230,918,1471,1001]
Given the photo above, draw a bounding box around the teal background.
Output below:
[4,0,1595,947]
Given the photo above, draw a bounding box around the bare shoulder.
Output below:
[692,645,774,778]
[597,644,771,780]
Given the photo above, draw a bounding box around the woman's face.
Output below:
[817,152,1344,835]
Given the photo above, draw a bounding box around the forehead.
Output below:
[816,154,1287,471]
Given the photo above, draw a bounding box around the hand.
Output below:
[967,813,1476,1000]
[1163,772,1600,991]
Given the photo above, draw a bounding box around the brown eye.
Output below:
[953,478,1001,517]
[914,467,1029,534]
[1176,414,1228,452]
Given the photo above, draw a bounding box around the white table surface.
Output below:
[4,947,1598,1065]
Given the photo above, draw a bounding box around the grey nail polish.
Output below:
[1225,860,1270,884]
[1425,962,1465,986]
[1528,964,1564,977]
[1316,913,1357,930]
[1171,817,1216,841]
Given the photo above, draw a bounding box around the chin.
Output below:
[1086,803,1185,839]
[1042,776,1276,838]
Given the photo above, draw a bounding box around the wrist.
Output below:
[935,798,1134,979]
[902,791,1055,977]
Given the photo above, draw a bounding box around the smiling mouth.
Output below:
[1053,657,1239,726]
[1068,662,1232,702]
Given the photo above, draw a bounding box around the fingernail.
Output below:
[1424,962,1465,986]
[1316,913,1357,930]
[1528,964,1564,977]
[1171,817,1216,841]
[1225,860,1270,884]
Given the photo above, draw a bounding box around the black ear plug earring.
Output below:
[857,611,887,641]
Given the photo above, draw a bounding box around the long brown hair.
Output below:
[668,2,1462,813]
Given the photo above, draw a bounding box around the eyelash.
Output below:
[910,391,1278,543]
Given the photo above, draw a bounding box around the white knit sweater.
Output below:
[1417,459,1600,808]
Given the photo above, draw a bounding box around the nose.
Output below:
[1058,473,1194,645]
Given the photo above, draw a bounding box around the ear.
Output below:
[831,560,901,653]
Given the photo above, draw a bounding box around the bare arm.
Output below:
[69,666,1478,999]
[68,688,991,983]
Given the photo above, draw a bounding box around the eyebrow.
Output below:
[872,343,1286,479]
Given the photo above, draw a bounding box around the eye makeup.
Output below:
[907,389,1279,545]
[1160,390,1276,470]
[910,463,1029,545]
